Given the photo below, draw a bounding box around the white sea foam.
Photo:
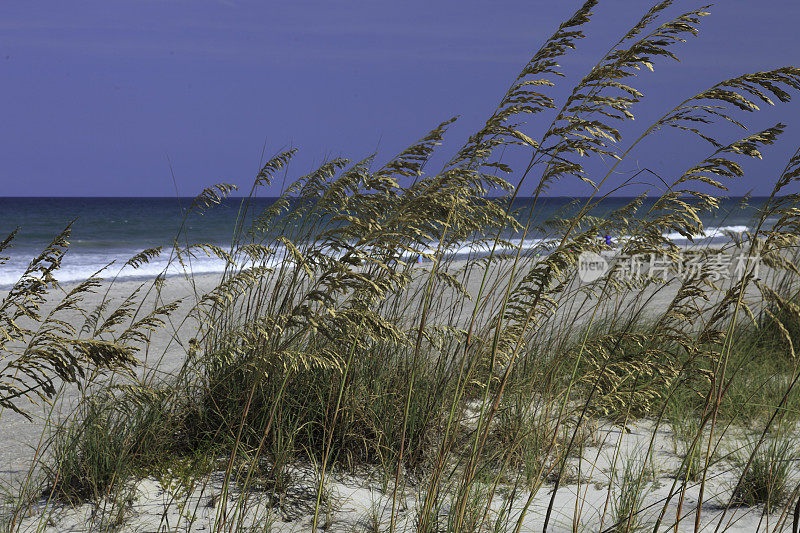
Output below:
[0,248,278,289]
[662,225,748,242]
[0,226,751,289]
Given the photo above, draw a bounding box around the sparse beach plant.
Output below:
[42,383,179,503]
[676,427,709,484]
[490,392,555,486]
[607,453,649,533]
[731,431,795,508]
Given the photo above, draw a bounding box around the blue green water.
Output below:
[0,196,768,288]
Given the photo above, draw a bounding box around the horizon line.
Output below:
[0,194,775,200]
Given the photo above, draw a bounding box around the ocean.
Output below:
[0,196,769,288]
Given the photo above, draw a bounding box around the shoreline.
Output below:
[0,234,751,292]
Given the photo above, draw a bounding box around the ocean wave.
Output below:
[662,225,749,241]
[0,249,260,289]
[0,226,753,289]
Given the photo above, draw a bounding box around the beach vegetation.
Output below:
[3,1,800,531]
[731,430,796,508]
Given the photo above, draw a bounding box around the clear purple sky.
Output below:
[2,1,799,197]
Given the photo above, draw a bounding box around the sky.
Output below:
[2,1,800,197]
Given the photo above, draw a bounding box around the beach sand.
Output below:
[0,251,788,532]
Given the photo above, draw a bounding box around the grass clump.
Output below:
[731,432,796,508]
[717,323,800,424]
[607,453,649,533]
[42,385,181,503]
[667,409,710,483]
[490,393,556,487]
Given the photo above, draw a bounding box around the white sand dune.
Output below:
[0,250,791,532]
